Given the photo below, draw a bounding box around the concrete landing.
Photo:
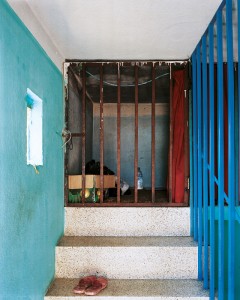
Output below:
[45,278,209,299]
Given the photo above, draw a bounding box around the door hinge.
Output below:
[184,89,187,99]
[185,177,190,192]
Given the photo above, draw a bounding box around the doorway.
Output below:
[63,61,189,206]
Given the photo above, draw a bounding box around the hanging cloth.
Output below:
[170,69,185,203]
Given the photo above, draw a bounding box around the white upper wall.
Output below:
[8,0,223,70]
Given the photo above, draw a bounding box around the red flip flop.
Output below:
[84,277,108,296]
[73,275,97,294]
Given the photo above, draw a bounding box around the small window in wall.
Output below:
[26,88,43,168]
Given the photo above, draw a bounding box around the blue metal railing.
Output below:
[191,0,239,299]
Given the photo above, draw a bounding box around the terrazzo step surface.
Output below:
[55,236,198,279]
[45,278,209,299]
[65,207,190,237]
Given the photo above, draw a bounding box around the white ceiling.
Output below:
[8,0,223,70]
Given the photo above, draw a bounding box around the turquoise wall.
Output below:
[0,1,64,299]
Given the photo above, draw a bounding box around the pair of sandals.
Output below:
[73,275,108,296]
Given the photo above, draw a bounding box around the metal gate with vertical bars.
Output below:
[63,61,189,207]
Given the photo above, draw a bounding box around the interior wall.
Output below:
[67,71,93,174]
[93,103,169,188]
[0,1,64,299]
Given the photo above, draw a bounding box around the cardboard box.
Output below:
[68,175,116,189]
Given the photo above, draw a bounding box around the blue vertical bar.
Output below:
[202,34,209,289]
[226,0,235,299]
[238,0,240,204]
[235,67,239,206]
[197,43,203,280]
[192,52,198,241]
[236,0,240,205]
[217,9,225,300]
[189,77,194,237]
[209,23,216,300]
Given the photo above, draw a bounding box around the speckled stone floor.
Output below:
[46,207,208,299]
[45,278,210,299]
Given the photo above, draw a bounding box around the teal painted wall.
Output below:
[0,1,64,299]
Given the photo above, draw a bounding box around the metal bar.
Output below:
[236,1,240,205]
[202,34,209,289]
[64,63,70,207]
[134,64,139,203]
[99,64,104,203]
[81,64,86,205]
[68,202,189,207]
[235,65,239,206]
[152,63,156,202]
[238,0,240,205]
[192,52,198,241]
[217,9,225,300]
[70,133,85,137]
[117,63,121,203]
[204,1,226,35]
[66,59,189,66]
[169,65,173,203]
[208,23,216,300]
[226,1,235,299]
[235,67,239,207]
[196,43,203,280]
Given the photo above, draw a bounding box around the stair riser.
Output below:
[65,207,190,236]
[45,297,209,300]
[55,247,197,279]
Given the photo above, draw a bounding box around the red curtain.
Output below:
[169,69,185,203]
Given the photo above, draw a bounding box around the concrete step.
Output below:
[45,278,209,299]
[64,207,190,237]
[55,236,197,279]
